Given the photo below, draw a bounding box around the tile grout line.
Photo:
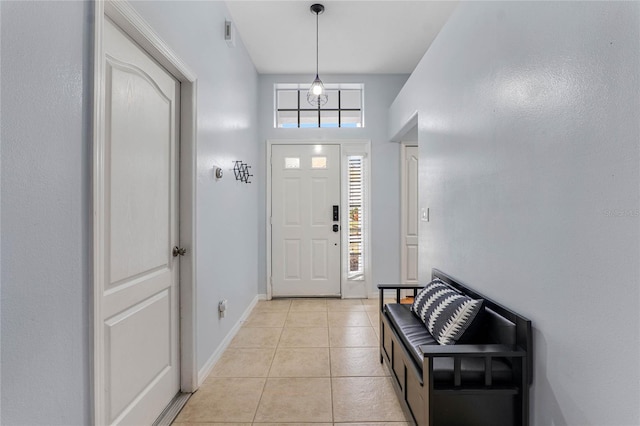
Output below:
[327,307,335,425]
[251,301,291,424]
[250,299,289,424]
[200,298,406,426]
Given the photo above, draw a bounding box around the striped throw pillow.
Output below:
[411,279,484,345]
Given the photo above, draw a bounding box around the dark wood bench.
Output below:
[378,269,532,426]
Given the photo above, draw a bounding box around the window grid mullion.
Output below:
[275,88,362,128]
[297,90,301,128]
[277,108,360,112]
[338,90,342,128]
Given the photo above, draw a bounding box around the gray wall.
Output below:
[389,2,639,425]
[1,1,92,424]
[258,74,408,297]
[130,0,260,377]
[0,1,259,424]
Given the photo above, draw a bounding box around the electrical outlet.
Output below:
[218,299,228,318]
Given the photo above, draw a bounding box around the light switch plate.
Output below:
[421,208,429,222]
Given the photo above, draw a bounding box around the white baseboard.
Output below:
[369,290,415,300]
[197,294,261,385]
[368,290,395,299]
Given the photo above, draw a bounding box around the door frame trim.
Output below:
[92,1,198,424]
[266,139,371,300]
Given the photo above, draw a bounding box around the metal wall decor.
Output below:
[233,160,253,184]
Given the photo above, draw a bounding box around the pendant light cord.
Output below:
[315,10,319,76]
[307,4,327,107]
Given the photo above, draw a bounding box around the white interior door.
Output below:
[98,18,180,425]
[401,145,419,284]
[271,144,341,297]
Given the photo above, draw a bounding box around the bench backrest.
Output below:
[432,269,533,384]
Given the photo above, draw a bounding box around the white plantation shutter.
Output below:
[348,155,364,279]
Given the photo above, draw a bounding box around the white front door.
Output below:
[98,18,180,425]
[271,144,341,297]
[401,145,419,284]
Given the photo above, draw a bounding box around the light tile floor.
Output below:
[173,298,410,426]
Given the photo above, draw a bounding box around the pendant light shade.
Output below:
[308,74,327,106]
[307,4,328,107]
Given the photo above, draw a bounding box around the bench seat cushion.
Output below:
[384,303,513,385]
[386,303,436,365]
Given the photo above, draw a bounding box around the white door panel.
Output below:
[284,239,301,279]
[311,178,328,223]
[272,145,341,297]
[100,18,180,425]
[402,146,419,285]
[311,239,329,279]
[283,178,301,225]
[108,60,172,286]
[406,246,419,282]
[106,290,172,420]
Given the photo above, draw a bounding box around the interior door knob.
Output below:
[172,246,187,257]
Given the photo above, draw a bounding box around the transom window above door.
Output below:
[275,83,364,128]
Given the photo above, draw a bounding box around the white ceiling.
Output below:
[225,1,459,75]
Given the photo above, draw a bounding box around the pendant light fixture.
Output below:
[307,3,328,107]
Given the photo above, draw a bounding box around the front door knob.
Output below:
[172,246,187,257]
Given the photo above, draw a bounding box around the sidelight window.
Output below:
[347,155,364,279]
